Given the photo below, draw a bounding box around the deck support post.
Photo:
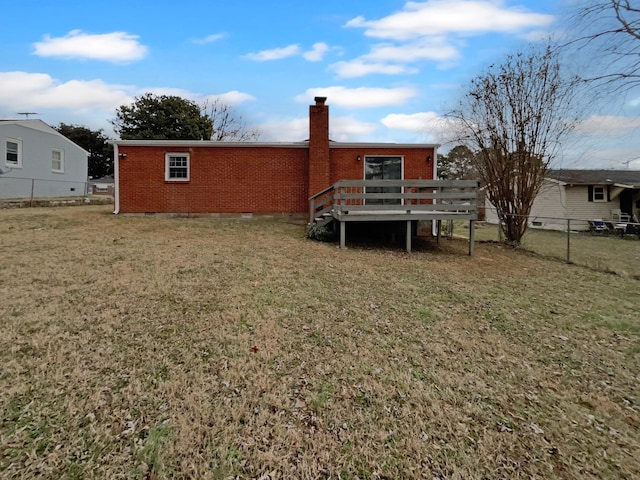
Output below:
[312,180,479,254]
[469,220,475,256]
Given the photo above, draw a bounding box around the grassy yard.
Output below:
[447,221,640,279]
[0,205,638,479]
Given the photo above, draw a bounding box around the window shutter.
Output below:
[588,185,593,202]
[607,186,611,202]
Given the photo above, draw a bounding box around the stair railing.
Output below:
[308,184,336,223]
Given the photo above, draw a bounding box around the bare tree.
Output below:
[448,46,581,245]
[202,99,261,141]
[568,0,640,89]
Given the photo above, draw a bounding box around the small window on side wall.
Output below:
[588,185,608,202]
[6,138,22,168]
[165,153,189,181]
[52,149,64,173]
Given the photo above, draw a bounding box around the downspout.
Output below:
[432,146,438,180]
[113,143,120,214]
[432,146,438,237]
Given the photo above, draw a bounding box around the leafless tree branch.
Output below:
[447,45,581,244]
[201,99,261,142]
[565,0,640,89]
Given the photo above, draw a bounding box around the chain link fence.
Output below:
[0,175,113,207]
[444,212,640,279]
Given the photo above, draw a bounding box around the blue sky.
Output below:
[2,0,640,169]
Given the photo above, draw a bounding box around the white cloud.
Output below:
[0,71,256,125]
[346,0,555,40]
[33,30,148,62]
[207,91,256,105]
[192,33,227,45]
[331,60,417,78]
[295,86,419,108]
[304,42,330,62]
[257,115,378,142]
[330,117,379,141]
[576,115,640,136]
[257,118,308,141]
[136,88,255,107]
[555,142,640,169]
[331,38,461,78]
[245,43,332,62]
[381,111,454,135]
[382,112,436,132]
[365,38,459,63]
[0,71,133,111]
[337,1,552,78]
[244,44,301,61]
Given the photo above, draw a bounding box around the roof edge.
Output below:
[111,139,440,149]
[111,140,309,147]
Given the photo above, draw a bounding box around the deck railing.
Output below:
[309,179,479,223]
[309,183,336,224]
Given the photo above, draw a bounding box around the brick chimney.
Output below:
[308,96,330,196]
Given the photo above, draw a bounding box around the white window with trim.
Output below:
[593,186,605,202]
[588,185,607,203]
[51,148,64,173]
[165,153,190,181]
[5,138,22,168]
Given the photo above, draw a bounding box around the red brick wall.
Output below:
[118,145,308,213]
[330,147,435,183]
[118,144,435,214]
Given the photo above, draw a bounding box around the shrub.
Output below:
[306,223,336,242]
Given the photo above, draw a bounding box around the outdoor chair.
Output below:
[604,221,625,237]
[611,209,631,222]
[588,219,608,233]
[625,214,640,236]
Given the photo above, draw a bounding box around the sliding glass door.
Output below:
[364,156,403,205]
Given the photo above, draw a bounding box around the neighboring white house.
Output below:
[0,120,89,199]
[485,169,640,231]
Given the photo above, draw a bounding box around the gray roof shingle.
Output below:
[547,169,640,187]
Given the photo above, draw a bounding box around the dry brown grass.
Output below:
[462,221,640,279]
[0,205,638,479]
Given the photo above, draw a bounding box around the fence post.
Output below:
[566,218,571,264]
[30,178,35,207]
[469,220,475,256]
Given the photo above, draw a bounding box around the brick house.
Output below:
[113,97,438,215]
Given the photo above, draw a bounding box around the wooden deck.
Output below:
[309,179,479,253]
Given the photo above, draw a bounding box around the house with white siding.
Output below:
[0,120,89,199]
[485,170,640,230]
